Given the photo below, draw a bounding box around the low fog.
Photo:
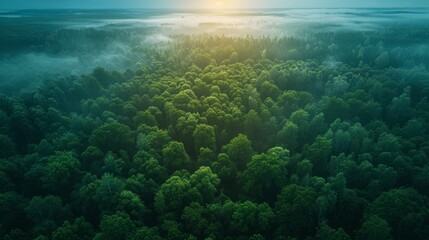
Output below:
[0,9,428,94]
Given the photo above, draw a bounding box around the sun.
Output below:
[206,0,230,9]
[214,1,225,8]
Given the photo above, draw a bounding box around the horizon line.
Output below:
[1,7,429,11]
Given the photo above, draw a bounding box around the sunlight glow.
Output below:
[214,1,224,8]
[207,0,231,9]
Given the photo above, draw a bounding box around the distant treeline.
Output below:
[0,27,148,56]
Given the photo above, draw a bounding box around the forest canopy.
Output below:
[1,9,429,240]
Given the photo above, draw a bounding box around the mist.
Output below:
[1,9,429,94]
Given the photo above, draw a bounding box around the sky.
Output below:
[1,0,429,9]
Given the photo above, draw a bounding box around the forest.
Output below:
[1,10,429,240]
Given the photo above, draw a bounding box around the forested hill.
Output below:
[1,35,429,240]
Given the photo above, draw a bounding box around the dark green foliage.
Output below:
[89,121,134,154]
[42,151,81,194]
[25,195,71,235]
[131,227,162,240]
[316,222,351,240]
[275,184,318,238]
[242,147,289,202]
[0,134,16,158]
[367,188,429,239]
[51,217,94,240]
[94,212,135,240]
[190,166,220,204]
[223,134,253,170]
[162,141,191,173]
[356,215,392,240]
[0,192,28,232]
[193,124,216,155]
[154,175,195,215]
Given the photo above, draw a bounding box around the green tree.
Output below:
[89,121,134,154]
[94,174,125,213]
[181,202,208,238]
[190,166,220,203]
[94,212,135,240]
[3,229,31,240]
[275,184,317,238]
[244,110,262,142]
[25,195,71,235]
[102,152,124,176]
[387,87,411,125]
[222,134,253,171]
[0,192,28,232]
[368,188,429,239]
[131,227,162,240]
[229,201,275,236]
[125,173,159,205]
[154,175,199,215]
[0,134,16,158]
[193,124,216,155]
[356,215,392,240]
[316,222,351,240]
[243,147,289,202]
[42,151,81,194]
[302,136,332,177]
[51,217,94,240]
[117,190,149,221]
[162,141,191,173]
[277,121,299,152]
